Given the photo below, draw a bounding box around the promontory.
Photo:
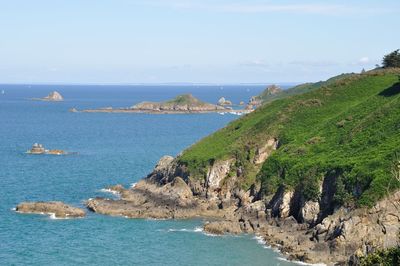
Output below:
[86,67,400,265]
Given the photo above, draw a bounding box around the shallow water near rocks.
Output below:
[0,85,295,265]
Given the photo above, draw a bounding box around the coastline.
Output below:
[75,108,253,115]
[86,154,400,265]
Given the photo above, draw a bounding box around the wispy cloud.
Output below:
[141,1,392,15]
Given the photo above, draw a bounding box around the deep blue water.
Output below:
[0,85,295,265]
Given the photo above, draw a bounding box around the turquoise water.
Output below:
[0,85,295,265]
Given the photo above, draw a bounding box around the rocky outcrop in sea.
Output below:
[16,201,85,218]
[78,94,252,114]
[32,91,64,101]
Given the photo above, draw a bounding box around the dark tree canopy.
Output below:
[383,49,400,68]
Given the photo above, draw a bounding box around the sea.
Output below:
[0,84,296,265]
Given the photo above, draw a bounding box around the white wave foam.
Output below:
[254,235,326,266]
[11,207,16,211]
[146,217,167,221]
[168,228,190,232]
[164,226,223,237]
[194,227,203,232]
[277,257,326,266]
[99,188,120,195]
[165,226,204,234]
[49,213,58,219]
[253,235,266,245]
[131,182,137,188]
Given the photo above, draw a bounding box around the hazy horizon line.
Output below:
[0,81,301,86]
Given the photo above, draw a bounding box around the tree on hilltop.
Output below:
[383,49,400,68]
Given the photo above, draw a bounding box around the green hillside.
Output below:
[165,94,207,105]
[178,68,400,207]
[258,73,357,104]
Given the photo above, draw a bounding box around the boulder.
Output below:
[203,220,242,235]
[218,97,232,106]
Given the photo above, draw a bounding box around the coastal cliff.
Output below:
[87,68,400,264]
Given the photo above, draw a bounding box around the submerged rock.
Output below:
[16,201,85,218]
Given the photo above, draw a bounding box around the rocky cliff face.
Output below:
[87,138,400,265]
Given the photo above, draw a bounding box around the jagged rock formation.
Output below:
[217,97,232,106]
[16,201,85,218]
[87,151,400,264]
[33,91,64,101]
[249,85,282,107]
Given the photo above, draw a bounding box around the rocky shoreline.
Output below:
[86,153,400,265]
[76,108,251,115]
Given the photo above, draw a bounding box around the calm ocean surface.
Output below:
[0,84,295,265]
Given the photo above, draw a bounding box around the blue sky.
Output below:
[0,0,399,84]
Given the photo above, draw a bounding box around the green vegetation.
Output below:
[383,49,400,68]
[178,68,400,206]
[165,94,207,106]
[360,247,400,265]
[255,73,356,104]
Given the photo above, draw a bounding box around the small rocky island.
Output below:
[217,97,232,106]
[27,143,68,155]
[74,94,252,114]
[32,91,64,101]
[16,201,85,218]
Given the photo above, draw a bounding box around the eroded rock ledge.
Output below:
[16,201,85,218]
[86,153,400,265]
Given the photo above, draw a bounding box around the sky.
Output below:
[0,0,399,84]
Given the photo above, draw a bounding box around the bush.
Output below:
[360,247,400,265]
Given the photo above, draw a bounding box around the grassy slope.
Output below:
[260,73,356,103]
[178,69,400,206]
[164,94,208,106]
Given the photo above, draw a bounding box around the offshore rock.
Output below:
[32,91,64,101]
[16,201,85,218]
